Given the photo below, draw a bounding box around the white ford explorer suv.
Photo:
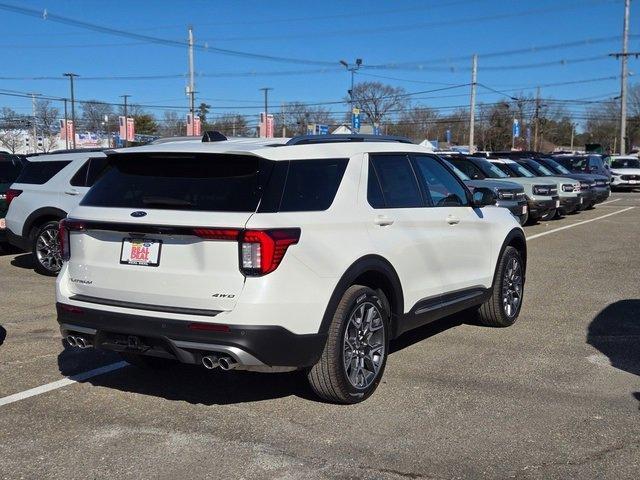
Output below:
[56,134,527,403]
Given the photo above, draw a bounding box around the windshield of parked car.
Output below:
[524,160,555,176]
[542,158,571,174]
[474,158,510,178]
[443,160,471,181]
[506,162,535,177]
[611,158,640,168]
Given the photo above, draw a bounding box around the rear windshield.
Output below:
[15,160,70,185]
[0,160,22,184]
[82,153,272,212]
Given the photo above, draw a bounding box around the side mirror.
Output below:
[472,187,497,207]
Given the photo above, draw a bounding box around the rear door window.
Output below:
[82,153,274,212]
[15,160,71,185]
[0,160,22,184]
[369,154,423,208]
[278,158,348,212]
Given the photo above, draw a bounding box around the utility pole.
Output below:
[63,98,69,150]
[281,102,286,137]
[469,54,477,154]
[63,73,78,149]
[120,94,130,147]
[533,87,541,152]
[570,123,575,151]
[30,93,40,154]
[187,25,196,130]
[609,0,636,155]
[259,87,272,137]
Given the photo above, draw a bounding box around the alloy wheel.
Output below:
[502,257,523,318]
[343,301,386,389]
[36,226,62,273]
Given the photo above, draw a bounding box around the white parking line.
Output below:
[598,198,622,205]
[0,361,127,408]
[527,207,635,241]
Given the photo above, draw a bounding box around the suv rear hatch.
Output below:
[64,152,274,313]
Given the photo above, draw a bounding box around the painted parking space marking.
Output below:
[0,361,127,408]
[527,207,634,241]
[598,198,622,206]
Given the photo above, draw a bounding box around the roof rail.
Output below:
[38,147,107,155]
[286,134,413,146]
[202,131,228,143]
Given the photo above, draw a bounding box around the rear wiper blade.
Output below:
[142,196,195,207]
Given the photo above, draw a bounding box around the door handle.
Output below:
[64,189,80,196]
[446,215,460,225]
[374,215,394,226]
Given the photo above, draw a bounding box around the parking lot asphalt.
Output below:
[1,192,639,480]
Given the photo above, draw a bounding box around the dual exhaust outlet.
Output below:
[202,354,238,371]
[66,335,92,349]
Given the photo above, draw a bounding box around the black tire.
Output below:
[307,285,390,404]
[118,352,177,370]
[540,208,556,221]
[32,220,63,276]
[478,246,524,328]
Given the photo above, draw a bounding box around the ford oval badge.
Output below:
[131,211,147,218]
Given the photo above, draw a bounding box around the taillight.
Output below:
[192,228,240,241]
[240,229,300,276]
[5,188,22,207]
[58,219,85,261]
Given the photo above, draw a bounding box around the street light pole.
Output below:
[259,87,272,137]
[63,73,78,149]
[30,93,40,154]
[63,98,69,150]
[340,58,363,116]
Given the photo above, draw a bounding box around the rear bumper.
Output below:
[5,228,28,251]
[57,303,327,369]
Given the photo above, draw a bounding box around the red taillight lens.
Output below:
[5,188,22,207]
[58,219,85,262]
[240,229,300,276]
[192,228,240,241]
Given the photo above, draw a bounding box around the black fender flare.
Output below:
[22,207,67,238]
[318,254,405,338]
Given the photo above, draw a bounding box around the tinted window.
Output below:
[370,154,423,208]
[443,160,471,181]
[279,159,348,212]
[70,161,89,186]
[413,155,469,207]
[15,160,70,185]
[525,160,554,176]
[86,157,109,186]
[611,158,640,168]
[0,160,22,184]
[82,153,273,212]
[367,162,385,208]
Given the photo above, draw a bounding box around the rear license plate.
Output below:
[555,200,560,208]
[522,205,527,214]
[120,238,162,266]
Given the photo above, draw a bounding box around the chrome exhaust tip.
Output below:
[66,335,78,347]
[218,356,238,371]
[201,355,219,370]
[75,336,92,349]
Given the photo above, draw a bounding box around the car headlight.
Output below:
[561,184,574,192]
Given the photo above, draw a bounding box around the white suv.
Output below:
[56,135,527,403]
[5,150,107,275]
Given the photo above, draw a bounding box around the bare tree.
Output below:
[211,113,251,137]
[81,100,114,133]
[280,102,335,136]
[0,108,26,153]
[350,81,408,126]
[388,106,439,141]
[0,129,25,153]
[35,100,59,153]
[159,110,185,137]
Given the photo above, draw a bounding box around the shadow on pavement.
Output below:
[0,325,6,346]
[56,312,471,405]
[587,299,640,408]
[10,253,34,269]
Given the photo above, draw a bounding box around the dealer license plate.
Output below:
[120,238,162,266]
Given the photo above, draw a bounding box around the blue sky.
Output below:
[0,0,638,126]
